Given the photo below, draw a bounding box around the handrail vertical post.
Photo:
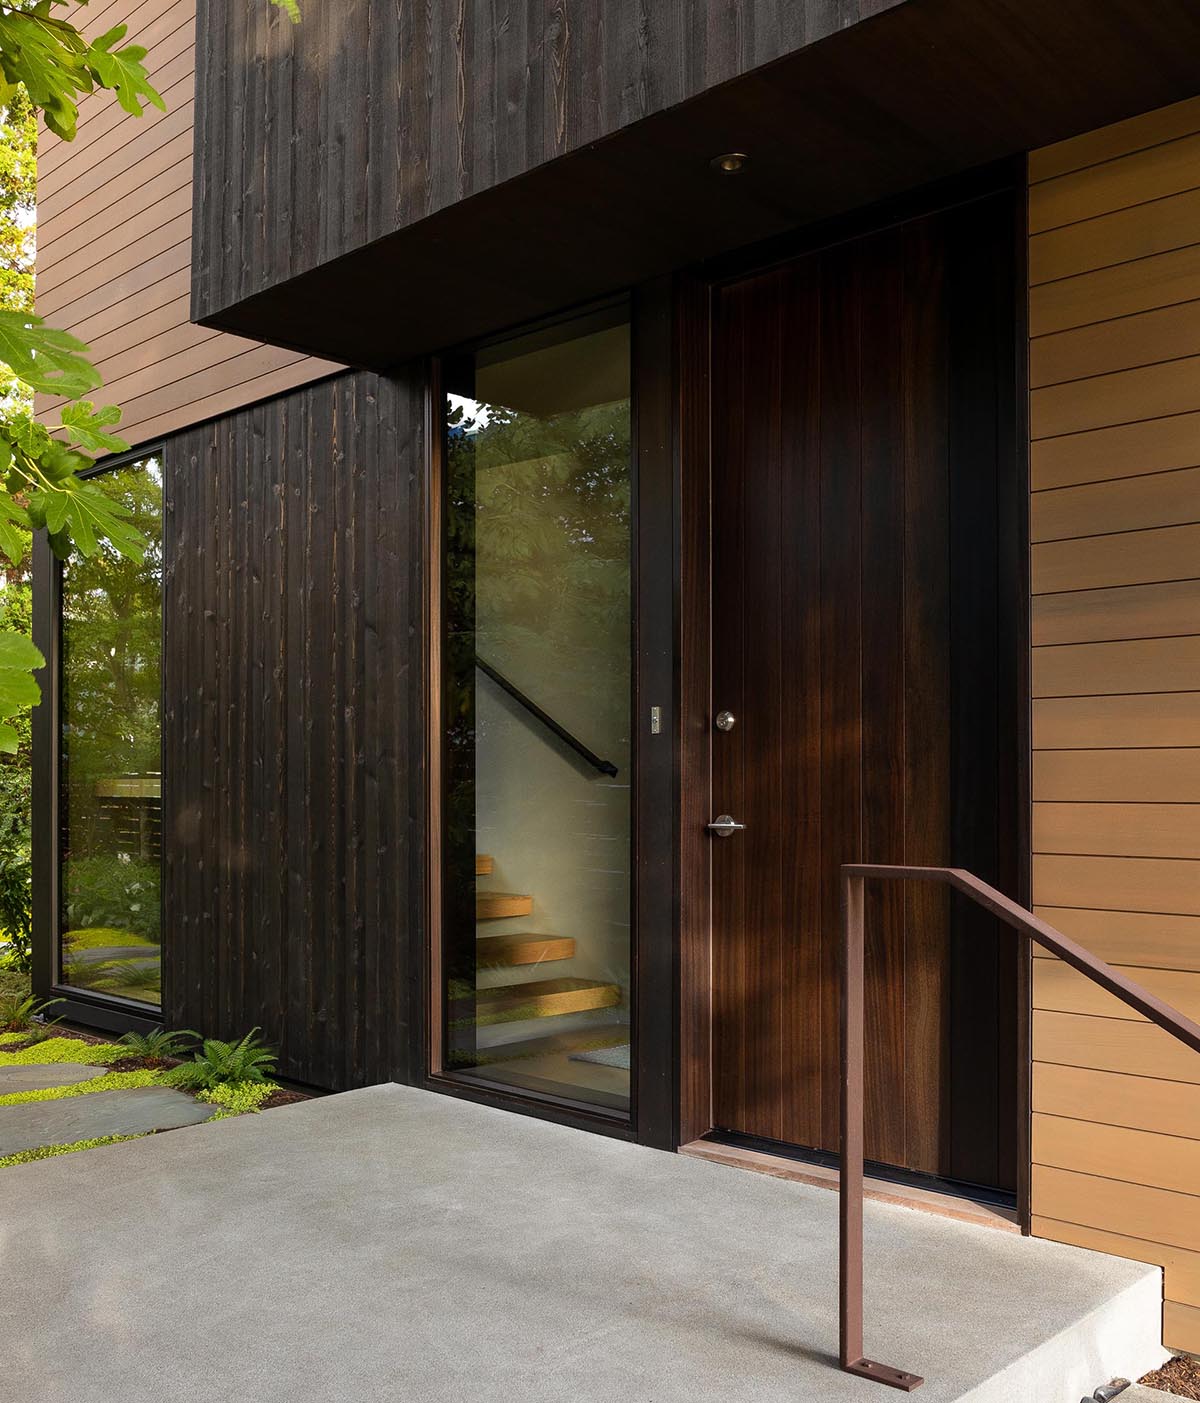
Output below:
[840,869,924,1392]
[836,860,1199,1391]
[840,868,865,1369]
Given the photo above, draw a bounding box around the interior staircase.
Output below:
[468,853,628,1067]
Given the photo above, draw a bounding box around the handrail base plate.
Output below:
[843,1358,924,1391]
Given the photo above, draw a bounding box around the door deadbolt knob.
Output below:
[706,814,746,838]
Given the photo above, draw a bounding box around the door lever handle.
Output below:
[706,814,746,838]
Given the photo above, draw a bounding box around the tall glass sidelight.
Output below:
[59,456,163,1006]
[442,305,633,1114]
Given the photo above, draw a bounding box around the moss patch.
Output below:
[0,1133,147,1168]
[198,1080,278,1118]
[0,1037,124,1066]
[0,1039,291,1169]
[0,1068,169,1107]
[62,927,156,951]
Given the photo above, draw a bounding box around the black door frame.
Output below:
[419,286,680,1149]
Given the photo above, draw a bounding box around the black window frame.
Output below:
[32,445,166,1035]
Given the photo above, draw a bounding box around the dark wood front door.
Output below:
[707,192,1021,1192]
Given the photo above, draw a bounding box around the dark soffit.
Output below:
[196,0,1200,369]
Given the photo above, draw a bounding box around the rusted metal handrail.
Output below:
[840,863,1200,1392]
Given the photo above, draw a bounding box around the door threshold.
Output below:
[679,1136,1021,1234]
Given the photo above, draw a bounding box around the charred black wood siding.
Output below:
[164,370,426,1088]
[191,0,907,320]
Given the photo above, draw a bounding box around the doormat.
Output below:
[568,1044,631,1070]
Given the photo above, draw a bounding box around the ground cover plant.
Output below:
[170,1028,278,1091]
[0,1022,307,1167]
[0,989,59,1031]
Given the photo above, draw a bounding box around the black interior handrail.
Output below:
[474,655,618,778]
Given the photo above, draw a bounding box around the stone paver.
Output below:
[0,1063,105,1095]
[0,1086,212,1156]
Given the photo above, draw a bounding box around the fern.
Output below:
[117,1027,197,1061]
[170,1028,278,1091]
[0,991,61,1033]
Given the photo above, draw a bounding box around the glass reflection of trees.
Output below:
[442,315,633,1111]
[60,458,162,1006]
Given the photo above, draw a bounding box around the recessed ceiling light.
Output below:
[710,151,750,175]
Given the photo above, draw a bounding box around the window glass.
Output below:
[59,456,162,1006]
[442,306,632,1113]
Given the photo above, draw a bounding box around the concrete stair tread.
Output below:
[0,1081,1169,1403]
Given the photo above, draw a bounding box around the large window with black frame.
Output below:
[58,453,162,1007]
[441,302,633,1115]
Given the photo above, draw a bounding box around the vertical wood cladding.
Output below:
[1028,96,1200,1353]
[190,0,906,320]
[35,0,339,450]
[164,370,426,1088]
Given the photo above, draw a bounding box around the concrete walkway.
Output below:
[0,1085,1166,1402]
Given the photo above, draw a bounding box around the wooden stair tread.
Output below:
[476,892,533,920]
[458,977,621,1025]
[451,1025,630,1067]
[477,933,575,966]
[475,854,494,876]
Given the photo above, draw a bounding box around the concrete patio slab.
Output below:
[0,1084,1166,1402]
[0,1062,104,1095]
[0,1084,214,1155]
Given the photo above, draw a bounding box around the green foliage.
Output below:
[0,1033,122,1063]
[0,963,26,1001]
[0,306,97,396]
[0,1131,143,1167]
[0,1064,159,1105]
[0,988,58,1030]
[169,1029,278,1092]
[0,0,297,792]
[63,856,160,943]
[0,628,39,752]
[0,5,163,141]
[117,1026,197,1060]
[0,84,34,407]
[0,709,29,966]
[64,925,152,950]
[0,854,32,971]
[198,1079,277,1117]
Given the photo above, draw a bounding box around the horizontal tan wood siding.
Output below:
[34,0,340,449]
[1030,96,1200,1353]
